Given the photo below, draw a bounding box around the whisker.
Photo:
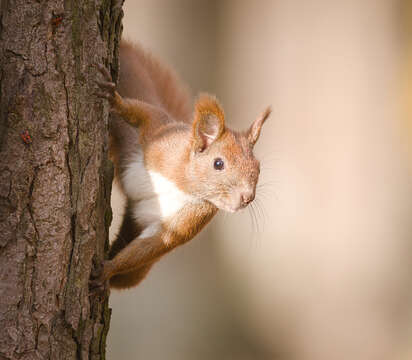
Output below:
[222,208,228,223]
[256,180,280,200]
[247,205,258,248]
[254,197,267,230]
[257,179,279,187]
[258,153,280,164]
[250,202,262,248]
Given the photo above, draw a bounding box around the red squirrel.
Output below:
[93,40,270,290]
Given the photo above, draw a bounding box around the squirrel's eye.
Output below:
[213,158,224,170]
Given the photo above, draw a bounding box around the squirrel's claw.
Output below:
[96,64,117,105]
[89,278,108,297]
[97,64,113,82]
[111,0,124,13]
[94,90,113,100]
[89,261,109,297]
[96,80,116,92]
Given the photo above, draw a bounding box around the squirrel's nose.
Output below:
[240,190,255,207]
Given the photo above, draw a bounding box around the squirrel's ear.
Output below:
[192,94,225,152]
[247,107,271,146]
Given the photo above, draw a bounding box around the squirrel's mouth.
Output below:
[208,188,256,213]
[210,198,249,213]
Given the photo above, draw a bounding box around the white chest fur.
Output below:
[121,151,195,236]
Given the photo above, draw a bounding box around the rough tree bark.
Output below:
[0,1,123,359]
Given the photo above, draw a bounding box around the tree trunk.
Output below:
[0,1,123,359]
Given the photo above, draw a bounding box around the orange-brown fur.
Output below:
[96,40,270,289]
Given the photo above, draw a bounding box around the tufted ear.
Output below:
[192,94,225,152]
[247,106,271,146]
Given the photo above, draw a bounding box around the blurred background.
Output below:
[108,1,412,359]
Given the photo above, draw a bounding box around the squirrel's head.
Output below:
[187,94,271,212]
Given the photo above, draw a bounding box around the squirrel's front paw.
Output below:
[89,260,111,296]
[96,64,116,103]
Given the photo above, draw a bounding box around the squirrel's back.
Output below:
[118,40,192,122]
[109,40,193,175]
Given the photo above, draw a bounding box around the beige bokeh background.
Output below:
[108,1,412,359]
